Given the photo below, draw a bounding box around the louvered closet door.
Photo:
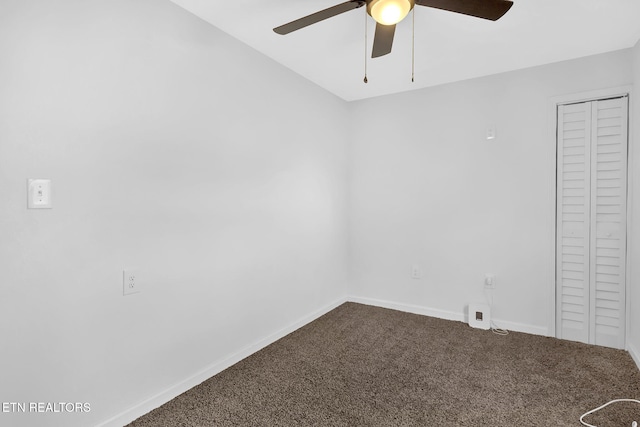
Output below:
[556,96,628,350]
[557,102,592,344]
[589,98,628,348]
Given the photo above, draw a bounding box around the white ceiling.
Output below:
[169,0,640,102]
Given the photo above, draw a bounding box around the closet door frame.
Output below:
[548,86,633,348]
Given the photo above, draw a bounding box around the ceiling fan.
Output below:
[274,0,514,58]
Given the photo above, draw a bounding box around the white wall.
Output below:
[349,50,634,334]
[1,1,638,425]
[0,1,349,426]
[629,38,640,365]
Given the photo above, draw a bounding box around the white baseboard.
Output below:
[95,296,348,427]
[347,295,549,337]
[348,296,464,323]
[489,318,549,337]
[628,341,640,371]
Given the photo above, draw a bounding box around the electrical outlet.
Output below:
[411,265,422,279]
[123,270,140,295]
[486,125,497,140]
[484,274,495,289]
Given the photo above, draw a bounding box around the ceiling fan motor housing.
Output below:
[367,0,416,26]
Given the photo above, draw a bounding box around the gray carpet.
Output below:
[128,302,640,426]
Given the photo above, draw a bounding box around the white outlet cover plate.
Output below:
[411,265,422,279]
[27,179,52,209]
[484,274,495,289]
[123,270,140,296]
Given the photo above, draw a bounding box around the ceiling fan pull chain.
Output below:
[411,6,415,82]
[364,7,368,83]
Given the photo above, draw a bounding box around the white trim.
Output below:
[347,296,549,337]
[547,85,633,342]
[490,318,550,337]
[548,86,633,107]
[348,295,464,322]
[94,296,348,427]
[629,341,640,372]
[626,88,635,355]
[546,87,558,338]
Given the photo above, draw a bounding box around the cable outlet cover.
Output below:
[468,303,491,330]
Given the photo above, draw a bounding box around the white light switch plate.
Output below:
[27,179,52,209]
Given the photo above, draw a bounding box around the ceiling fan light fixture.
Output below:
[368,0,415,26]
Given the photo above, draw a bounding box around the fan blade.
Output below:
[415,0,513,21]
[274,1,365,35]
[371,23,395,58]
